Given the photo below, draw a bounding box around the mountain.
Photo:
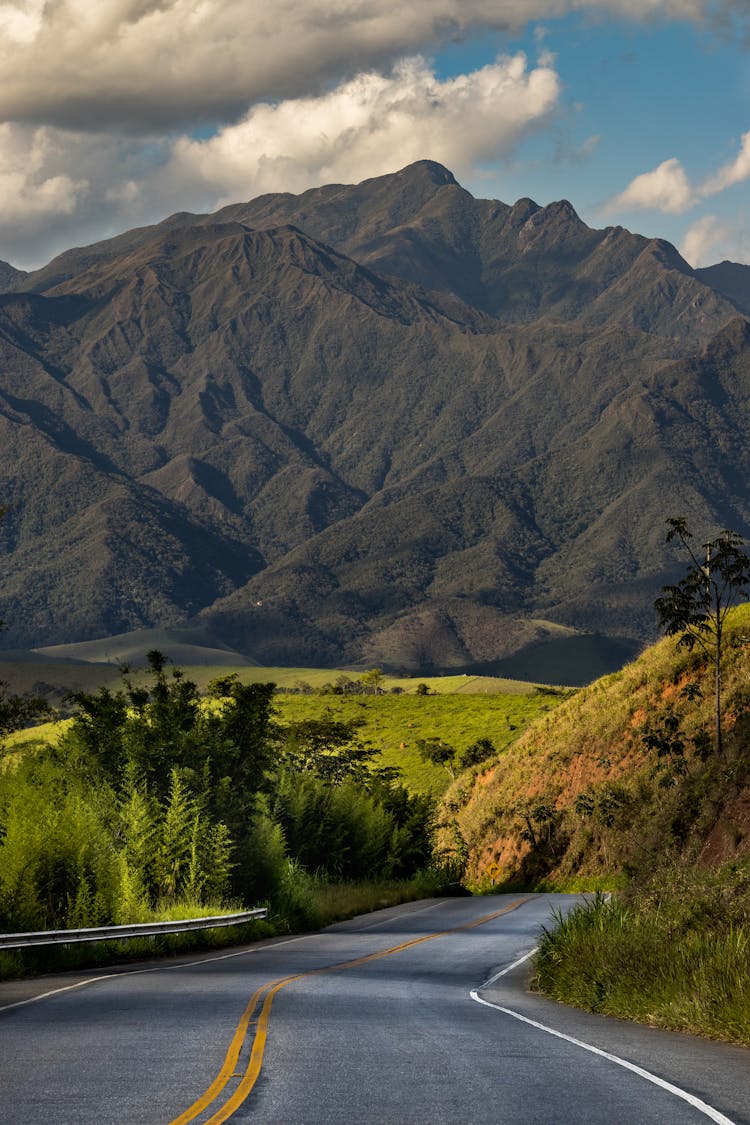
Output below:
[212,161,733,344]
[696,260,750,317]
[0,259,27,291]
[0,161,749,678]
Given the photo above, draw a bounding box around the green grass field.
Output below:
[273,688,565,795]
[3,665,567,795]
[177,667,546,695]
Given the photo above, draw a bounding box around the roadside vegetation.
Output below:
[1,656,555,980]
[439,604,750,890]
[446,523,750,1044]
[0,653,466,980]
[7,518,750,1045]
[534,863,750,1044]
[454,609,750,1043]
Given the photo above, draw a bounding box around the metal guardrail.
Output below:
[0,908,268,950]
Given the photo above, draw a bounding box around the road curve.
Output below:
[1,893,748,1124]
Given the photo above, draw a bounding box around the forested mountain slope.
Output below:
[0,162,748,675]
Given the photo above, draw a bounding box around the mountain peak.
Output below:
[543,199,581,223]
[509,197,541,225]
[396,160,459,187]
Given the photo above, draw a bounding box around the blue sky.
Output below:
[438,13,750,263]
[0,2,748,270]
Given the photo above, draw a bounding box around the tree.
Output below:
[516,798,559,849]
[359,668,385,695]
[460,737,496,768]
[0,683,50,738]
[280,716,379,785]
[416,738,457,780]
[654,517,750,756]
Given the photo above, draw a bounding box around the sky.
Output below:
[0,1,749,271]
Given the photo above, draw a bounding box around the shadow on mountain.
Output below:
[433,634,643,687]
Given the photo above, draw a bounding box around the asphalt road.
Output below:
[1,893,748,1124]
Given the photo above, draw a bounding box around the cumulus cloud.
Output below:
[0,53,560,267]
[681,210,750,267]
[165,53,560,203]
[0,124,87,225]
[680,214,731,266]
[607,157,697,214]
[607,128,750,223]
[0,123,174,267]
[0,0,745,265]
[0,0,731,130]
[702,129,750,194]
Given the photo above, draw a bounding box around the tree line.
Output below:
[0,653,436,933]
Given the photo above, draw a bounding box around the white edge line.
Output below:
[482,946,539,987]
[0,897,453,1014]
[470,954,736,1125]
[0,974,119,1014]
[0,941,297,1015]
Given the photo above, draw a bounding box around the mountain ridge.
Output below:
[1,161,749,680]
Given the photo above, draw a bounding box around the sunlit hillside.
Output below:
[441,605,750,888]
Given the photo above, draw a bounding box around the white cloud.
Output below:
[0,0,745,266]
[0,124,87,225]
[680,214,731,266]
[0,53,560,267]
[165,53,560,203]
[607,128,750,224]
[680,212,750,267]
[702,129,750,194]
[0,1,732,130]
[0,1,45,44]
[0,123,173,267]
[607,157,697,214]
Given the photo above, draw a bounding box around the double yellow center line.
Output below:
[169,897,530,1124]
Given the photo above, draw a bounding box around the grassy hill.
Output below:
[441,604,750,886]
[273,684,564,795]
[2,620,576,708]
[34,625,255,668]
[440,604,750,1043]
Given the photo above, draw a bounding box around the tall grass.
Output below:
[268,859,464,933]
[534,866,750,1045]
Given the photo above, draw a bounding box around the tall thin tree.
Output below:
[655,518,750,755]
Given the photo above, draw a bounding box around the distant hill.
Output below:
[696,260,750,317]
[0,161,749,679]
[34,624,255,667]
[0,625,258,705]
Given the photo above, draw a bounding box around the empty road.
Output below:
[1,894,748,1123]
